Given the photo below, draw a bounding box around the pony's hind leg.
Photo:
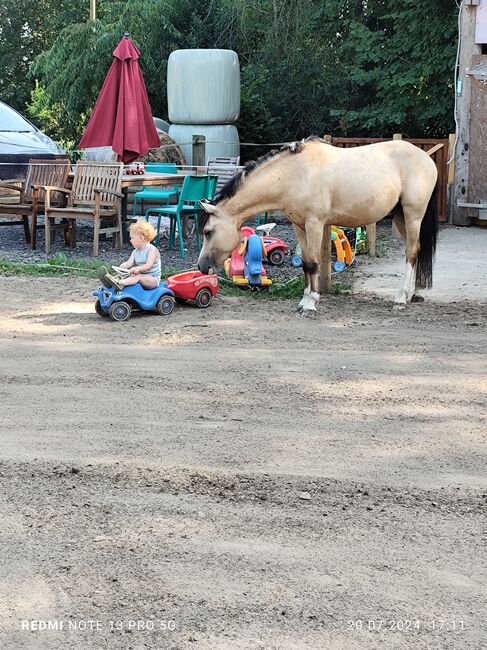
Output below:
[394,207,422,310]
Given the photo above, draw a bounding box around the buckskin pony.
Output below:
[198,137,438,316]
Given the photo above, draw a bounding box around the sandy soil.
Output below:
[0,268,486,649]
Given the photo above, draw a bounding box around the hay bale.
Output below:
[135,130,186,166]
[83,146,118,162]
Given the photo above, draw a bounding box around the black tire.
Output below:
[195,288,212,309]
[108,301,132,322]
[95,299,108,317]
[269,249,285,265]
[156,295,175,315]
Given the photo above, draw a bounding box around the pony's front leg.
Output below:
[299,221,323,317]
[292,223,311,312]
[298,275,311,312]
[300,261,320,317]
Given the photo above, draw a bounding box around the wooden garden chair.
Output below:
[44,161,124,256]
[0,158,70,249]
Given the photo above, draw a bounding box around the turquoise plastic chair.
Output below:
[206,175,218,201]
[132,162,178,217]
[185,174,219,250]
[146,176,208,257]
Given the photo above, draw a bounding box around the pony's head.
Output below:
[197,201,241,274]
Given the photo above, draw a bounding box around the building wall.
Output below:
[466,55,487,204]
[475,0,487,43]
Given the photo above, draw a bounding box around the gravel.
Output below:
[0,214,309,282]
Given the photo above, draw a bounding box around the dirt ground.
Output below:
[1,242,487,649]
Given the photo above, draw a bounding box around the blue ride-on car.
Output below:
[93,282,175,322]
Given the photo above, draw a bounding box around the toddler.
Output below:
[98,220,161,290]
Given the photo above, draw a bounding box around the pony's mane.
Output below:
[213,136,324,204]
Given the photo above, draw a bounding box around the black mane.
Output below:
[212,136,322,204]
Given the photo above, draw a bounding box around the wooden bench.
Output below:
[44,161,124,256]
[0,158,70,248]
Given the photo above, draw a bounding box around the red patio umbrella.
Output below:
[79,35,160,163]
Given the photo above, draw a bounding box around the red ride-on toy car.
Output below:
[167,270,219,308]
[253,223,289,265]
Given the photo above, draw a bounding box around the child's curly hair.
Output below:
[130,220,157,242]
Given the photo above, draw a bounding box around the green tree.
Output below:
[27,0,458,153]
[319,0,458,137]
[0,1,85,111]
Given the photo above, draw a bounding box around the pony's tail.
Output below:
[415,186,439,289]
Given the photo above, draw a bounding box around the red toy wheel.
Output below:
[195,288,212,308]
[268,249,285,265]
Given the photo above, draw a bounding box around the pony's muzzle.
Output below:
[198,256,214,275]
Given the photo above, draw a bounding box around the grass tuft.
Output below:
[0,257,354,299]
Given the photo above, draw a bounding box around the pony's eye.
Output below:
[204,229,213,239]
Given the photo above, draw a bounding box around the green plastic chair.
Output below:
[206,175,218,201]
[145,176,208,257]
[132,162,178,217]
[185,174,219,251]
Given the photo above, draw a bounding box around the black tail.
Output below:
[415,186,439,289]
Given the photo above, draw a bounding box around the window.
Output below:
[0,102,36,133]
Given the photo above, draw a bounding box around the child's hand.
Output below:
[120,262,128,269]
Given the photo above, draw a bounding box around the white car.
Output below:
[0,100,65,179]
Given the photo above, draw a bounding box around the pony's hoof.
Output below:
[296,304,304,313]
[392,302,407,312]
[301,308,317,318]
[411,294,425,303]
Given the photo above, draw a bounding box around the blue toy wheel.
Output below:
[94,299,108,317]
[156,295,175,315]
[109,301,132,322]
[333,260,346,273]
[291,255,302,268]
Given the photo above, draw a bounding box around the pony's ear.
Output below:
[199,200,218,214]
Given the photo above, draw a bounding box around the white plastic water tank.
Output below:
[168,49,240,124]
[168,124,240,165]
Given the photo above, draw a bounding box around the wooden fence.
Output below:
[323,134,451,222]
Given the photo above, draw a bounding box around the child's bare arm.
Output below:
[121,252,135,269]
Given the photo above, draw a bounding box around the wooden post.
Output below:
[452,3,479,225]
[90,0,96,20]
[192,135,206,168]
[319,225,332,294]
[185,136,206,237]
[366,223,377,256]
[323,134,332,144]
[447,133,456,185]
[392,133,403,141]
